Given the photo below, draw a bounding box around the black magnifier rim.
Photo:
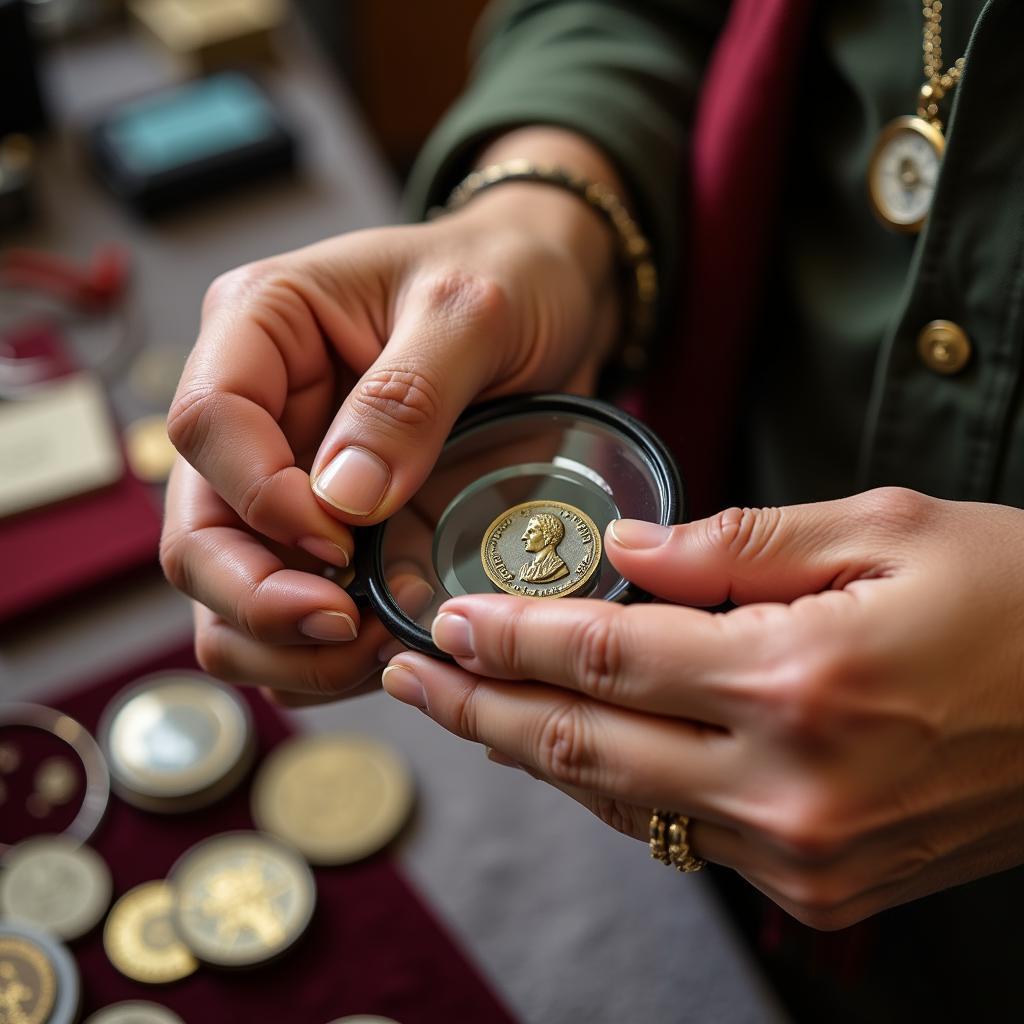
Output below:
[358,393,686,660]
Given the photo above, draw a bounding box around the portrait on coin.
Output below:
[518,513,569,584]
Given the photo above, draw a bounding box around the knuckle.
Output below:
[860,486,933,533]
[158,528,191,595]
[764,789,850,863]
[298,651,345,699]
[761,647,848,741]
[536,702,592,787]
[571,611,625,702]
[703,505,784,563]
[236,468,288,530]
[416,268,511,328]
[194,625,230,682]
[588,795,646,840]
[202,260,276,312]
[350,368,442,432]
[166,387,223,461]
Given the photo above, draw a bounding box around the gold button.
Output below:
[917,320,972,375]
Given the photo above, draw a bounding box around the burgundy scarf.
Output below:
[642,0,816,518]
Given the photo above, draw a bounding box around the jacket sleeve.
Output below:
[404,0,727,288]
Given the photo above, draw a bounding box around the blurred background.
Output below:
[0,4,788,1023]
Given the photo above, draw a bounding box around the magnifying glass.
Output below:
[351,393,685,659]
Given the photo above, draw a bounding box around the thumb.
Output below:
[310,275,508,524]
[605,496,893,607]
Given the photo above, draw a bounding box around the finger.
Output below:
[192,573,434,696]
[309,273,510,524]
[430,593,738,723]
[167,266,355,564]
[163,462,360,644]
[382,653,736,823]
[604,489,924,606]
[483,747,747,865]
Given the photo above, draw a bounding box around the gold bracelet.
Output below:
[439,159,658,376]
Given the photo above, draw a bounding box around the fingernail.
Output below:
[298,535,351,568]
[391,575,435,619]
[299,610,358,642]
[486,747,523,770]
[313,446,391,517]
[432,611,474,658]
[608,519,671,550]
[382,664,427,709]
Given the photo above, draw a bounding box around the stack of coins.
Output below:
[100,672,254,813]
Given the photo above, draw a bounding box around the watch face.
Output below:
[360,394,684,657]
[869,116,945,232]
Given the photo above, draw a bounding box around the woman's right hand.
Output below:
[160,131,624,704]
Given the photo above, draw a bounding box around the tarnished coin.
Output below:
[103,882,198,984]
[0,922,80,1024]
[481,499,602,598]
[124,415,178,483]
[0,835,112,941]
[252,735,414,865]
[84,1002,186,1024]
[169,831,315,967]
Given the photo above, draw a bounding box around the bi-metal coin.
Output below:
[84,1002,186,1024]
[252,735,414,866]
[100,672,254,813]
[481,499,602,598]
[0,921,80,1024]
[103,881,198,984]
[168,832,316,968]
[0,835,112,941]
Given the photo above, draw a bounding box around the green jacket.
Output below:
[405,2,1024,1018]
[407,0,1024,511]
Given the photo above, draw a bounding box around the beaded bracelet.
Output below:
[438,159,658,376]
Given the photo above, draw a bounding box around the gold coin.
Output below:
[84,1002,186,1024]
[0,935,57,1024]
[103,882,198,985]
[169,832,316,968]
[480,499,602,598]
[252,735,414,866]
[124,415,177,483]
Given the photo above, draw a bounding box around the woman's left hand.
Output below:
[381,487,1024,930]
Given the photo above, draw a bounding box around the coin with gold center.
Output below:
[0,935,56,1024]
[252,735,414,865]
[168,832,315,967]
[480,499,602,598]
[103,882,198,984]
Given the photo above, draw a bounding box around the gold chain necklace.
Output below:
[868,2,967,233]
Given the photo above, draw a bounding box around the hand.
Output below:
[381,488,1024,929]
[160,128,621,704]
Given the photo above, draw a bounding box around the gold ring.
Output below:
[649,809,706,873]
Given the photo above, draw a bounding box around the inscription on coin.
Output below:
[0,936,57,1024]
[481,500,602,598]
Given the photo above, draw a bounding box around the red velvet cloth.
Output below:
[22,644,518,1024]
[642,0,815,518]
[0,324,163,624]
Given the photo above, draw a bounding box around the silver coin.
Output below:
[480,499,602,598]
[0,920,80,1024]
[0,835,112,941]
[99,672,254,813]
[84,1002,186,1024]
[169,831,316,967]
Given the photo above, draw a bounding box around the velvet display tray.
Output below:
[15,643,518,1024]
